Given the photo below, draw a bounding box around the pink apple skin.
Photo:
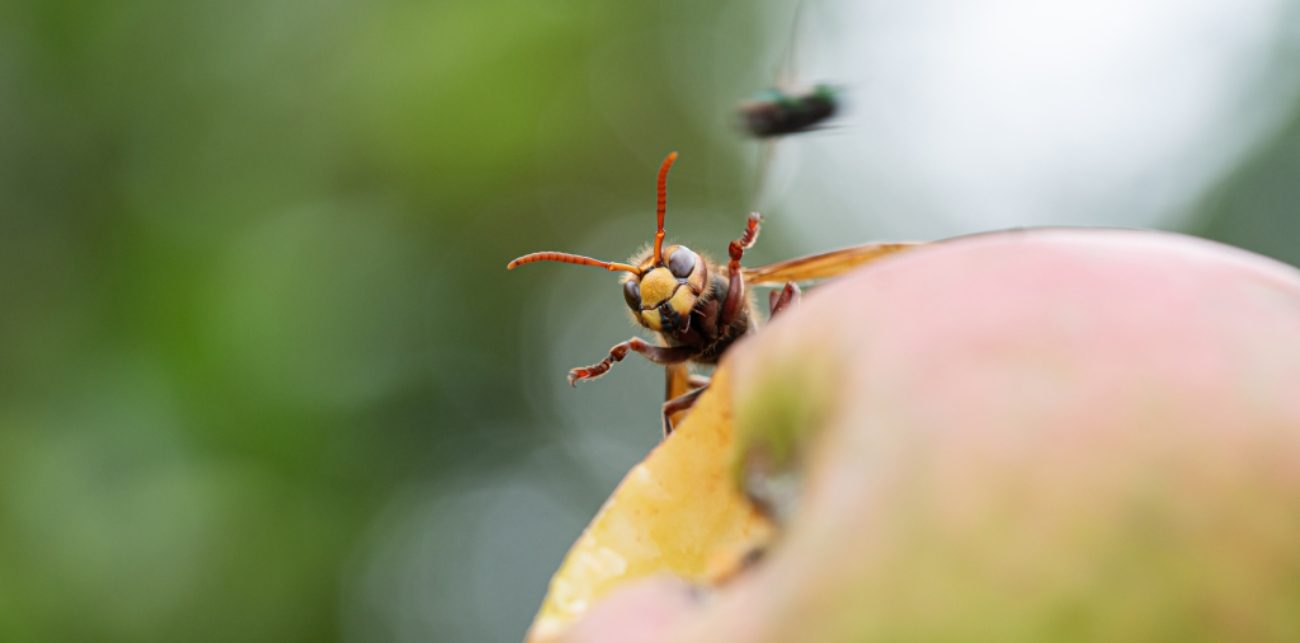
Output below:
[558,576,702,643]
[561,229,1300,643]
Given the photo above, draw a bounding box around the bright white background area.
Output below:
[764,0,1300,244]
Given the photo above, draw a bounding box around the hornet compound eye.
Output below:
[623,279,642,311]
[668,246,697,279]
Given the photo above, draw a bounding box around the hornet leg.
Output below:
[720,212,762,327]
[569,338,694,386]
[661,385,708,437]
[768,282,801,317]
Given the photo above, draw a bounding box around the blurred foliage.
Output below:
[0,0,1297,641]
[1195,105,1300,267]
[0,1,771,641]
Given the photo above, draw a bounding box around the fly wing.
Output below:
[743,242,922,285]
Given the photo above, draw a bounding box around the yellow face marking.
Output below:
[639,268,677,308]
[666,285,696,320]
[686,260,706,294]
[639,308,663,331]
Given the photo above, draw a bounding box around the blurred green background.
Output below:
[1,1,1297,641]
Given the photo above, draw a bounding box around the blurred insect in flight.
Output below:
[737,0,843,211]
[507,152,917,436]
[738,83,840,139]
